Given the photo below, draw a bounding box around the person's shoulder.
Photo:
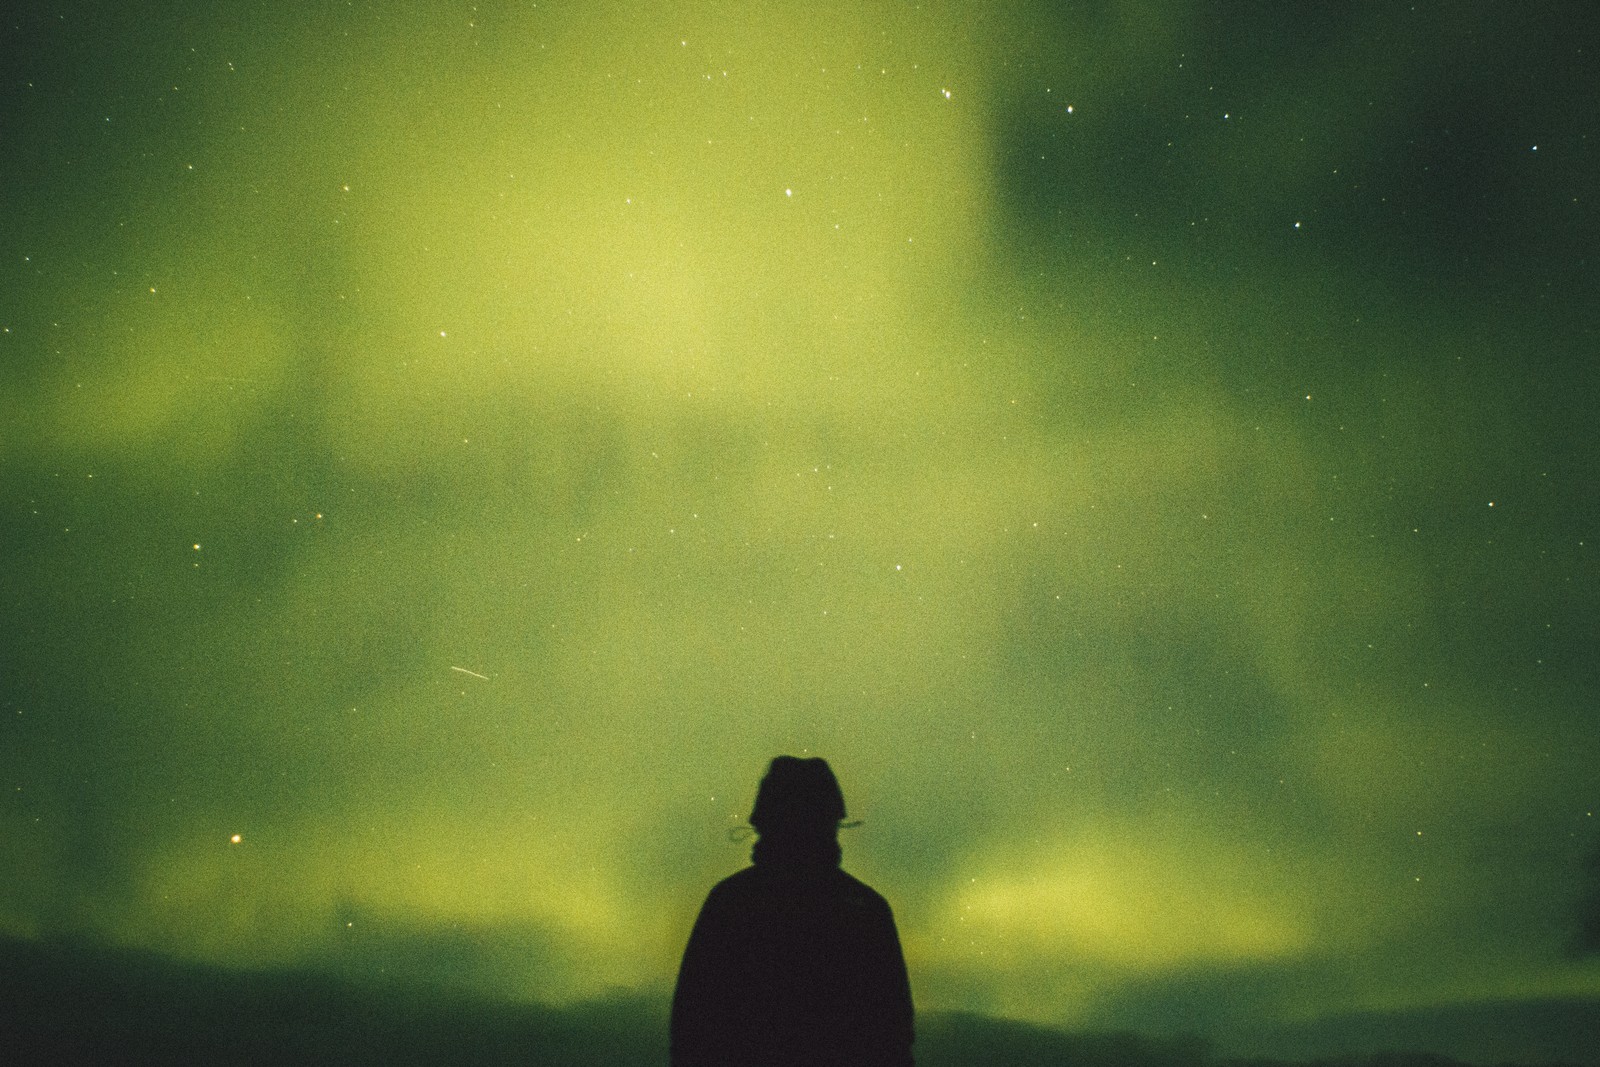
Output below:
[706,865,763,899]
[713,870,761,895]
[832,868,893,912]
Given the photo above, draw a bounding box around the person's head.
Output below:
[749,756,845,840]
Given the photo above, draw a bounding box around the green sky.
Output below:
[3,0,1597,1058]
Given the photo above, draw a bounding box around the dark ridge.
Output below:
[1,934,1594,1066]
[0,934,664,1067]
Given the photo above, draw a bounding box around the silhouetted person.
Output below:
[671,757,915,1067]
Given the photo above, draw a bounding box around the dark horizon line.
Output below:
[1,932,1595,1067]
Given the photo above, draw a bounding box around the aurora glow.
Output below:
[3,2,1597,1062]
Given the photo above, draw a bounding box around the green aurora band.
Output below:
[3,1,1598,1059]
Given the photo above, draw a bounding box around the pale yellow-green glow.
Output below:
[939,832,1309,971]
[6,2,1594,1054]
[124,813,666,999]
[26,276,295,463]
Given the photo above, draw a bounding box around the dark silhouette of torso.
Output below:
[670,842,915,1067]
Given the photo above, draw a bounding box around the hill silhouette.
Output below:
[0,935,661,1066]
[1,934,1594,1067]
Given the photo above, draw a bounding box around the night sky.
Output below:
[3,1,1598,1062]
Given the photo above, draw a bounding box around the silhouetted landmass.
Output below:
[0,935,663,1066]
[1228,998,1600,1067]
[916,1011,1210,1067]
[1,935,1594,1066]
